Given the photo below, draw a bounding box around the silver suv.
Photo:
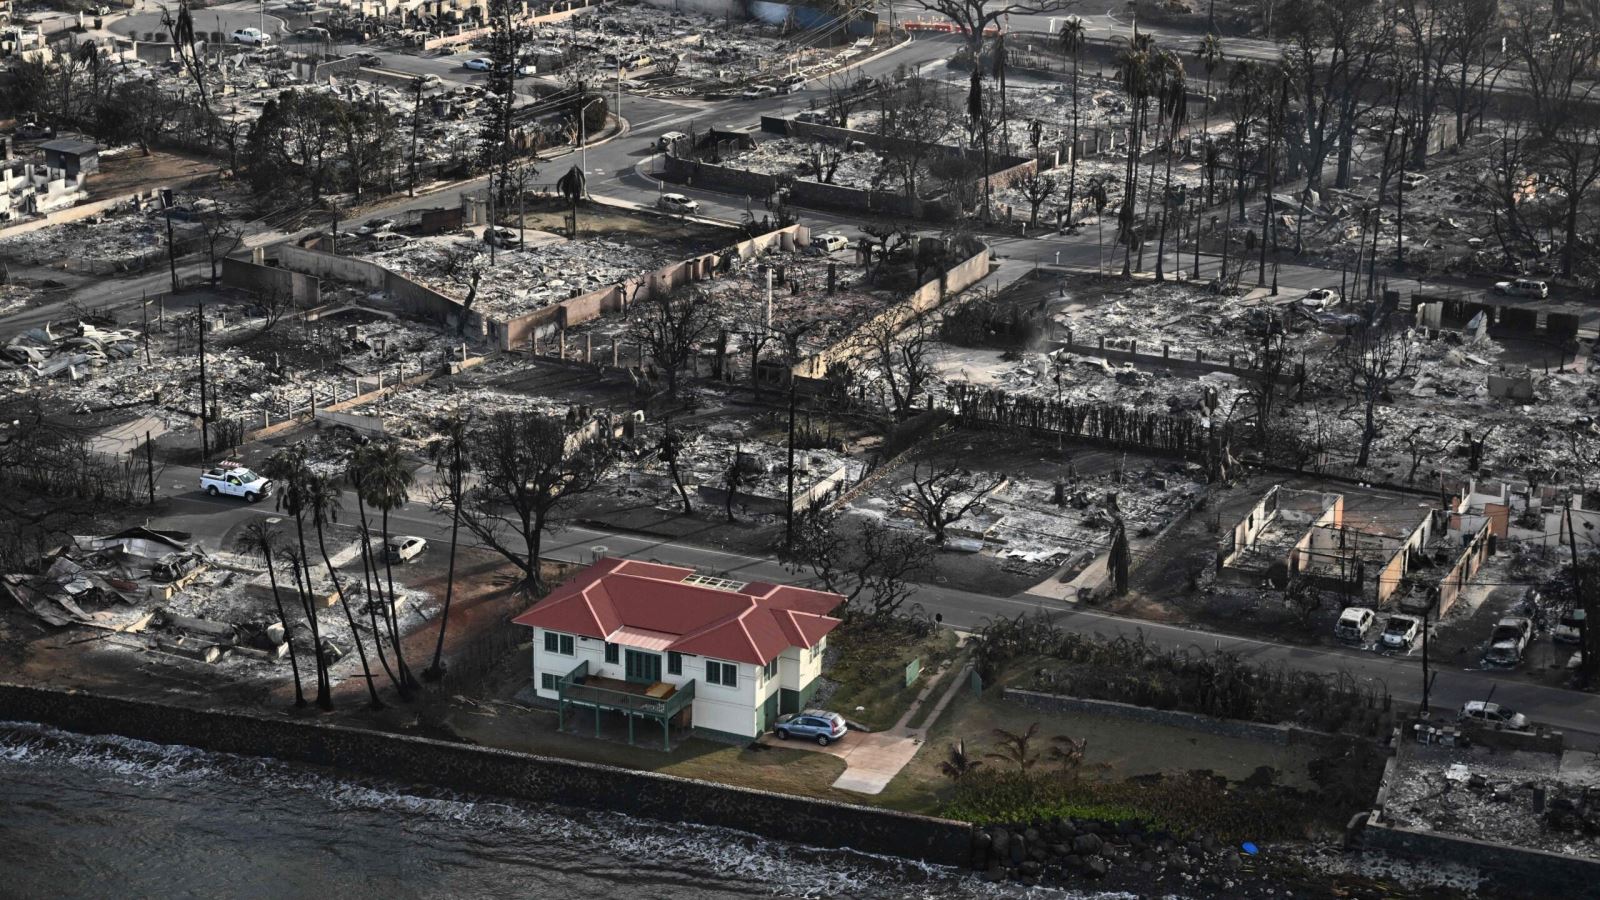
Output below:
[774,710,847,746]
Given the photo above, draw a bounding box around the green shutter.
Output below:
[667,651,682,675]
[544,632,558,653]
[605,642,619,664]
[560,634,574,655]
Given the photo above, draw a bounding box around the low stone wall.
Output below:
[221,256,321,306]
[1005,689,1342,749]
[792,242,990,379]
[1048,338,1298,385]
[0,682,971,867]
[1363,817,1600,894]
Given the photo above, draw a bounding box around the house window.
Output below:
[667,651,682,676]
[605,642,619,664]
[763,658,779,681]
[540,673,557,690]
[543,631,574,656]
[706,660,737,687]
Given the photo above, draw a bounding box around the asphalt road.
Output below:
[148,462,1600,747]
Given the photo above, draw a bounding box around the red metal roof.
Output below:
[512,558,843,666]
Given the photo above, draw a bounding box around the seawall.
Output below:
[0,682,971,866]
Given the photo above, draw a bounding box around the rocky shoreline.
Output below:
[968,819,1482,898]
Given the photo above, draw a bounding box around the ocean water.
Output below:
[0,721,1128,900]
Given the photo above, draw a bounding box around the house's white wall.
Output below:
[531,626,604,701]
[685,653,757,737]
[779,635,825,692]
[532,626,828,739]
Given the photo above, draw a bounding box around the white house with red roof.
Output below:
[513,557,845,744]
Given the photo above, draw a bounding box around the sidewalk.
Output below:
[761,649,973,795]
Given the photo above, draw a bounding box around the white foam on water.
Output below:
[0,721,1138,899]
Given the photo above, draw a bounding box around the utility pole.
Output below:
[785,382,797,551]
[141,291,151,364]
[196,302,210,463]
[487,172,497,266]
[1421,590,1433,713]
[409,78,423,197]
[145,431,156,506]
[160,189,178,294]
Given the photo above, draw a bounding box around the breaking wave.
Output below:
[0,721,1135,899]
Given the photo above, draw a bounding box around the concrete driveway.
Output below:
[760,728,924,795]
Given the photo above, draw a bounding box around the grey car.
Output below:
[774,710,847,746]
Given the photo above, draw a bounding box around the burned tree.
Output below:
[1339,322,1420,468]
[911,0,1074,64]
[658,418,695,515]
[457,411,612,595]
[901,458,1005,545]
[440,248,486,336]
[857,314,936,417]
[785,505,932,621]
[632,287,714,396]
[1016,170,1057,227]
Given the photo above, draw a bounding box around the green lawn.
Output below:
[823,621,959,732]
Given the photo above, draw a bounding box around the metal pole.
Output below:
[785,383,797,551]
[197,302,209,463]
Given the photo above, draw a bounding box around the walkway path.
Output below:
[762,650,974,795]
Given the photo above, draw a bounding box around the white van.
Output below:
[369,231,409,249]
[657,131,687,152]
[1334,607,1375,643]
[814,232,850,253]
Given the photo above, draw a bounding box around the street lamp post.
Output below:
[578,95,604,183]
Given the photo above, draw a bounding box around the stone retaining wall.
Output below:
[1363,816,1600,895]
[1005,689,1342,748]
[0,682,971,867]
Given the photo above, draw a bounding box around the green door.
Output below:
[625,649,662,684]
[758,690,780,733]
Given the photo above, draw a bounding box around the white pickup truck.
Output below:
[200,466,273,503]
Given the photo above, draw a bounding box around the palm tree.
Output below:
[1049,735,1088,778]
[356,438,417,694]
[426,415,468,681]
[1059,17,1088,229]
[993,34,1010,159]
[304,470,384,710]
[262,446,332,710]
[234,521,305,708]
[1115,31,1156,277]
[1154,51,1188,282]
[939,739,984,780]
[986,723,1042,772]
[346,445,401,696]
[1196,34,1223,140]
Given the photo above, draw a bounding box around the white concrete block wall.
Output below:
[530,626,766,738]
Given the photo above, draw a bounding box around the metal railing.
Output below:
[558,659,696,718]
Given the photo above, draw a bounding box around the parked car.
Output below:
[368,231,409,249]
[1459,701,1528,730]
[794,110,831,124]
[354,52,382,66]
[200,465,273,503]
[1493,278,1548,298]
[13,122,54,140]
[1380,614,1422,650]
[516,63,538,76]
[483,226,517,247]
[357,217,397,235]
[658,192,699,214]
[1300,288,1339,309]
[774,709,847,746]
[232,27,272,45]
[656,131,687,152]
[740,84,778,99]
[1553,609,1586,644]
[464,57,494,71]
[385,536,428,563]
[814,232,850,253]
[295,26,330,41]
[1335,607,1376,643]
[778,74,807,93]
[1485,616,1533,665]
